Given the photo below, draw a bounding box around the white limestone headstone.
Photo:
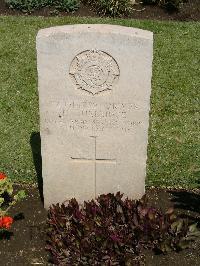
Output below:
[36,24,153,208]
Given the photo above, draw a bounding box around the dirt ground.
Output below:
[0,185,200,265]
[0,0,199,21]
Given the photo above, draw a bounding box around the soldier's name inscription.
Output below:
[43,100,142,133]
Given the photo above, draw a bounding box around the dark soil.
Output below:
[0,0,200,21]
[0,185,200,265]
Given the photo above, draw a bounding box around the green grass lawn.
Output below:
[0,16,199,188]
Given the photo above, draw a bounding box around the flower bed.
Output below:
[0,172,26,232]
[47,192,200,264]
[0,183,200,265]
[0,0,199,21]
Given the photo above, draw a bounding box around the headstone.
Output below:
[36,24,153,208]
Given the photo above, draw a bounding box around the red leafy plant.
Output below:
[47,192,200,265]
[0,172,26,232]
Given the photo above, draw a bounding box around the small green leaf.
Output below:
[159,241,172,253]
[6,183,13,195]
[187,225,200,238]
[19,190,26,198]
[0,197,4,205]
[189,223,198,233]
[178,239,191,250]
[171,219,183,233]
[0,210,6,216]
[15,190,27,200]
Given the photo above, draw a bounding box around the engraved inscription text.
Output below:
[44,100,142,134]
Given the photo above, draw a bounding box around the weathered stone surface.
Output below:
[36,24,153,208]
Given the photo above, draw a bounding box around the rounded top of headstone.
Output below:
[37,24,153,41]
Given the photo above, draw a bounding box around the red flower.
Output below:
[0,172,7,180]
[0,216,13,229]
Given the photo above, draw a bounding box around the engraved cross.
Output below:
[71,136,116,196]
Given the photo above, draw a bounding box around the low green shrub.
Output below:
[5,0,47,12]
[55,0,80,12]
[83,0,132,17]
[143,0,183,11]
[47,192,200,264]
[5,0,80,13]
[160,0,182,10]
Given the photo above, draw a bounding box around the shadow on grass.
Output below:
[30,132,43,204]
[170,190,200,223]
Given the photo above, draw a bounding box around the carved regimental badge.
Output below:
[69,50,120,95]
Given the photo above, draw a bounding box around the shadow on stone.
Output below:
[30,132,43,204]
